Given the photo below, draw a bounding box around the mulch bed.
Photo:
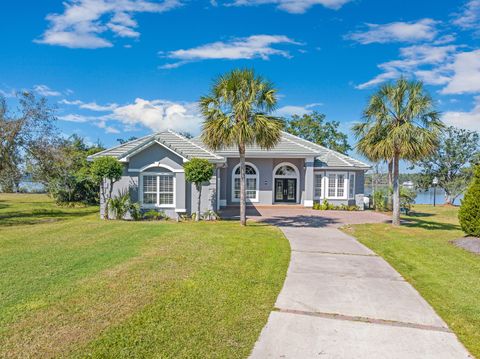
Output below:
[452,237,480,255]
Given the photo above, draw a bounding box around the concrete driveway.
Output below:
[227,206,473,358]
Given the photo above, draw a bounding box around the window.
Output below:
[232,163,258,201]
[142,173,174,207]
[275,165,296,176]
[349,173,355,199]
[314,174,323,198]
[327,173,347,199]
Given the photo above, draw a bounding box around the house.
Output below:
[89,130,370,218]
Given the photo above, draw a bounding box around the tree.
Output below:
[91,156,123,219]
[0,92,57,190]
[458,165,480,237]
[116,136,138,144]
[184,158,214,221]
[200,69,283,226]
[285,112,351,153]
[353,78,443,226]
[414,126,480,205]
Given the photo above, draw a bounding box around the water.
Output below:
[365,186,463,206]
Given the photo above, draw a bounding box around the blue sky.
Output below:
[1,0,479,155]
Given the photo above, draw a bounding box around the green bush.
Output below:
[143,209,169,221]
[400,187,416,212]
[313,199,358,211]
[373,189,388,211]
[107,190,131,220]
[459,165,480,237]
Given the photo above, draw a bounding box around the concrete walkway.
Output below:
[247,210,471,358]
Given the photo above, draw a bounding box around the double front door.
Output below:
[275,178,297,203]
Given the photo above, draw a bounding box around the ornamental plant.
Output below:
[458,165,480,237]
[184,158,214,221]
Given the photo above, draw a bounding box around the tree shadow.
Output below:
[0,208,97,227]
[258,215,341,228]
[407,211,435,218]
[401,217,461,231]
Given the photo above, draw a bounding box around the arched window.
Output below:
[232,163,259,202]
[275,165,296,177]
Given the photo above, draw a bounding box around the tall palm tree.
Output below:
[353,78,443,226]
[200,69,283,226]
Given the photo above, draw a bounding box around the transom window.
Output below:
[235,165,256,175]
[275,165,296,176]
[141,173,174,207]
[232,163,258,202]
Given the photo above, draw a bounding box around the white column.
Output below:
[304,157,314,207]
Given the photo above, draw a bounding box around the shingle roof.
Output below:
[88,130,225,163]
[90,130,369,169]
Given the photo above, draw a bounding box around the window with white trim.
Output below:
[314,174,323,198]
[233,164,258,201]
[142,173,174,206]
[327,173,347,199]
[349,173,355,199]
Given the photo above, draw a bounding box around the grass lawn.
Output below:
[0,194,290,358]
[344,205,480,358]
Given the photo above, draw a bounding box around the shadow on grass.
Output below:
[0,208,97,227]
[401,216,461,231]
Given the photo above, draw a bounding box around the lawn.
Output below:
[0,194,290,358]
[344,205,480,358]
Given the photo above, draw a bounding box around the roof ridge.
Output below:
[282,135,317,154]
[167,130,223,160]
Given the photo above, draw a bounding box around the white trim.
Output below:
[120,139,189,163]
[175,208,187,212]
[314,173,325,200]
[139,172,176,209]
[231,162,259,203]
[304,200,314,207]
[129,162,184,173]
[272,162,300,203]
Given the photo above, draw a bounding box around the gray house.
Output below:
[89,130,370,218]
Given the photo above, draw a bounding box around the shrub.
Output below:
[202,210,220,221]
[459,165,480,237]
[184,158,214,222]
[143,209,169,221]
[400,187,416,212]
[313,199,358,211]
[373,189,388,211]
[129,202,142,221]
[108,190,131,220]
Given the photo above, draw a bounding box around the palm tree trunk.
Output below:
[392,154,400,226]
[196,182,201,221]
[239,143,246,226]
[387,159,393,210]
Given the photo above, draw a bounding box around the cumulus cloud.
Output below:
[275,103,322,117]
[229,0,351,14]
[36,0,181,49]
[33,84,62,96]
[347,19,438,44]
[160,35,301,68]
[356,45,457,89]
[443,96,480,131]
[452,0,480,32]
[59,97,202,134]
[441,49,480,94]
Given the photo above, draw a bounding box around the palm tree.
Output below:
[353,78,443,226]
[199,69,283,226]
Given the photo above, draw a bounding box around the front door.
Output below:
[275,179,297,203]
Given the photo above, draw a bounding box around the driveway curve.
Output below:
[240,207,472,359]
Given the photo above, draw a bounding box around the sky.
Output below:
[1,0,479,158]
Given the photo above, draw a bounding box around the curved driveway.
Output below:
[238,207,472,359]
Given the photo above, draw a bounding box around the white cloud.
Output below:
[58,113,90,122]
[275,103,322,117]
[33,84,62,96]
[347,19,438,44]
[160,35,301,68]
[60,99,118,111]
[110,98,202,133]
[229,0,351,14]
[356,45,458,89]
[441,50,480,94]
[36,0,181,49]
[452,0,480,31]
[443,96,480,131]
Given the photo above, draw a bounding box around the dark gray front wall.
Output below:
[222,158,306,206]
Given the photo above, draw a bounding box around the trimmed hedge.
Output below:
[459,165,480,237]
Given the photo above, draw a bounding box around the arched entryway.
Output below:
[272,162,300,203]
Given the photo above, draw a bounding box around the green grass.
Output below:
[0,194,290,358]
[344,205,480,357]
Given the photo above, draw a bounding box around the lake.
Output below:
[365,185,463,206]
